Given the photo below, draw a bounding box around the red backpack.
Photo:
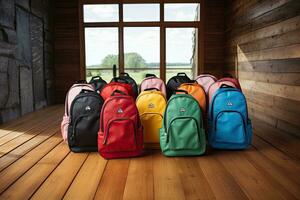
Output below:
[218,77,242,90]
[100,82,135,101]
[98,90,143,159]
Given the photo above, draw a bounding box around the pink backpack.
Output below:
[195,74,217,94]
[208,80,237,103]
[140,74,166,97]
[61,83,95,142]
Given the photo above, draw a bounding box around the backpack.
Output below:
[218,77,242,90]
[140,74,166,97]
[195,73,217,94]
[100,79,135,101]
[89,76,107,92]
[160,90,206,156]
[166,73,191,99]
[118,72,139,98]
[208,79,238,103]
[208,85,252,149]
[67,90,104,152]
[136,88,167,147]
[61,82,95,142]
[177,83,206,114]
[98,90,143,159]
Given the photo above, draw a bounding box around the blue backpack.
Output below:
[208,85,252,149]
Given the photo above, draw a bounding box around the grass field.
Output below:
[86,66,193,84]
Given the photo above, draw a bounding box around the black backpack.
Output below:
[68,89,104,152]
[89,76,107,92]
[112,72,138,98]
[166,72,191,99]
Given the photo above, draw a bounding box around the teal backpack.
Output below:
[160,90,206,156]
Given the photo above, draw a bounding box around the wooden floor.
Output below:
[0,105,299,200]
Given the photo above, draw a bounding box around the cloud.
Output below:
[84,5,119,22]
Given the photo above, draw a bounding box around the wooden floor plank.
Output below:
[123,154,154,200]
[94,159,130,200]
[245,147,300,199]
[216,150,289,200]
[0,105,60,129]
[0,106,60,138]
[0,118,61,158]
[175,157,215,200]
[0,132,62,193]
[0,142,69,200]
[253,119,300,160]
[31,152,88,200]
[0,105,299,200]
[0,107,61,146]
[153,153,185,200]
[252,135,300,185]
[197,155,249,200]
[0,129,61,172]
[63,153,107,200]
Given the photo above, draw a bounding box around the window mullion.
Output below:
[160,2,166,82]
[119,3,124,75]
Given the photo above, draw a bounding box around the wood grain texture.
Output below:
[0,105,299,199]
[224,0,300,137]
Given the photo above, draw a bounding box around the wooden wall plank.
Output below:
[225,0,300,143]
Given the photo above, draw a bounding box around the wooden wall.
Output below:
[224,0,300,138]
[203,0,225,78]
[54,0,81,103]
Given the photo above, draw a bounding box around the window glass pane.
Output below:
[124,27,160,83]
[85,28,118,82]
[123,4,160,22]
[166,28,197,81]
[164,3,200,21]
[83,4,119,22]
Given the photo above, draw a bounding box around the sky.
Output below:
[84,4,199,66]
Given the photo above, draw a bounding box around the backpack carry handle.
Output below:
[111,77,129,84]
[76,80,87,84]
[145,73,157,78]
[90,76,103,81]
[80,89,94,94]
[174,89,188,94]
[220,84,235,88]
[144,87,160,91]
[120,72,129,77]
[177,72,188,77]
[111,89,127,96]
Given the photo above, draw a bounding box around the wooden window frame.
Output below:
[79,0,204,81]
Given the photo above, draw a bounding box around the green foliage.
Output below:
[100,52,146,68]
[101,54,118,68]
[124,52,146,68]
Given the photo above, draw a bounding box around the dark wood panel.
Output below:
[54,1,81,103]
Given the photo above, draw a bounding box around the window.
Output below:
[83,4,119,22]
[123,4,160,22]
[80,1,202,82]
[164,3,200,21]
[124,27,160,83]
[85,28,118,82]
[166,28,195,80]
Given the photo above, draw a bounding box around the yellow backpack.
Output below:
[136,88,167,148]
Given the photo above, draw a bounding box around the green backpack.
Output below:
[160,91,206,156]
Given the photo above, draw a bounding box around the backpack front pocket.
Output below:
[103,118,136,152]
[215,111,246,144]
[140,113,163,143]
[167,117,200,150]
[71,115,99,147]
